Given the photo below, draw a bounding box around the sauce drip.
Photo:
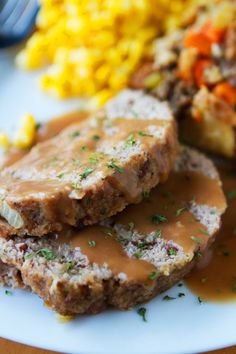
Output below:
[186,165,236,302]
[56,169,225,283]
[115,170,225,253]
[58,226,156,283]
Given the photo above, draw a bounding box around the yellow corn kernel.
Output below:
[13,114,36,149]
[0,133,10,149]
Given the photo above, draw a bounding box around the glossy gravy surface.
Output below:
[186,165,236,302]
[57,169,225,282]
[59,226,156,283]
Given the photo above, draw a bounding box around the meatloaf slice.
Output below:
[0,90,177,237]
[0,146,226,316]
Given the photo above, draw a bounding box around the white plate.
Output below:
[0,47,236,354]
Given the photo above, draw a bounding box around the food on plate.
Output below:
[0,146,226,315]
[131,0,236,158]
[15,0,208,105]
[0,90,177,237]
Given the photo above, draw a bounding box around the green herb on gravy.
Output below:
[56,173,65,179]
[176,207,188,217]
[154,229,162,238]
[191,236,202,244]
[226,189,236,200]
[88,240,96,247]
[92,134,100,141]
[138,131,153,137]
[137,307,147,322]
[199,228,210,236]
[69,131,80,138]
[149,271,159,280]
[151,214,168,224]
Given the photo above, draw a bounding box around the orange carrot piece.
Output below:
[184,32,212,56]
[213,82,236,106]
[193,59,213,87]
[201,20,226,43]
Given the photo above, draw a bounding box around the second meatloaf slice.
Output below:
[0,90,177,237]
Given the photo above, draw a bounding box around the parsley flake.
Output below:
[154,229,162,238]
[138,131,153,137]
[37,248,56,260]
[72,159,81,166]
[126,134,136,146]
[80,167,94,179]
[163,295,176,301]
[81,146,87,151]
[56,173,64,179]
[191,236,202,244]
[178,292,185,298]
[199,228,210,236]
[92,134,100,141]
[5,290,13,296]
[107,161,124,173]
[198,296,203,304]
[227,189,236,200]
[88,240,96,247]
[128,222,135,231]
[142,191,150,200]
[151,214,168,224]
[149,271,159,280]
[137,307,147,322]
[69,131,80,138]
[176,207,188,217]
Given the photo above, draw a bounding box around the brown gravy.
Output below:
[59,226,156,283]
[186,165,236,302]
[56,169,225,283]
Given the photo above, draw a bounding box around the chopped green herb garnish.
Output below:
[5,290,12,296]
[81,146,87,151]
[226,189,236,200]
[154,229,162,238]
[88,240,96,247]
[167,247,177,256]
[24,252,34,260]
[134,250,143,259]
[92,134,100,141]
[37,248,56,260]
[210,209,216,215]
[195,251,202,258]
[69,131,80,138]
[198,296,203,304]
[126,134,136,146]
[149,271,159,280]
[107,161,124,174]
[103,228,113,237]
[89,157,98,165]
[138,131,153,137]
[199,228,210,236]
[191,236,202,244]
[56,173,64,179]
[66,261,75,272]
[72,159,81,166]
[142,191,150,200]
[137,241,148,250]
[163,295,176,301]
[71,182,81,189]
[128,222,135,231]
[176,207,188,217]
[178,292,185,298]
[151,214,168,224]
[137,307,147,322]
[80,167,94,179]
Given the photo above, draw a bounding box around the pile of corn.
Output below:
[2,0,207,151]
[16,0,205,107]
